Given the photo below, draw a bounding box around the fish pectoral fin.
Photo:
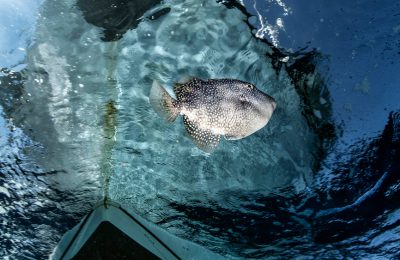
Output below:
[183,116,220,153]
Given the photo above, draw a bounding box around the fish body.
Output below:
[150,78,276,152]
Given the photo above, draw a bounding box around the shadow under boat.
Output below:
[76,0,170,41]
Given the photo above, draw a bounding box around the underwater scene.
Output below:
[0,0,399,258]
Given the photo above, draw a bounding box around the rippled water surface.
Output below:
[1,0,399,258]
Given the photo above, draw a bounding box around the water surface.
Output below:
[0,0,399,258]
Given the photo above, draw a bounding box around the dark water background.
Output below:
[1,0,399,258]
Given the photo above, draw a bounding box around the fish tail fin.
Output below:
[150,81,179,122]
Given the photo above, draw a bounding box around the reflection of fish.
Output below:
[150,78,276,152]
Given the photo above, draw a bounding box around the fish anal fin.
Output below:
[183,116,220,153]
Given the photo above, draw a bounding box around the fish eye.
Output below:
[246,84,254,90]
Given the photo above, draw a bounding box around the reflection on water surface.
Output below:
[0,0,399,258]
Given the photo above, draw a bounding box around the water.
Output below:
[1,0,399,259]
[243,0,400,144]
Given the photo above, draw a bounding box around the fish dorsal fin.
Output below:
[177,75,200,84]
[174,76,202,100]
[173,83,186,100]
[183,116,220,153]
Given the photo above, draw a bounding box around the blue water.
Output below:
[1,0,399,259]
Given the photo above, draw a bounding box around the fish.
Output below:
[149,77,276,152]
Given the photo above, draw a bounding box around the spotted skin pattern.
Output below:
[150,78,276,152]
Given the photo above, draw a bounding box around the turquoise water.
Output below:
[1,0,399,258]
[109,0,319,217]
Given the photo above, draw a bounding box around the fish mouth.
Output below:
[263,93,276,111]
[271,99,277,111]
